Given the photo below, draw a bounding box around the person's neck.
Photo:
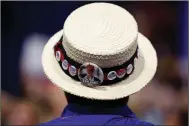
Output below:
[69,102,126,109]
[62,103,136,118]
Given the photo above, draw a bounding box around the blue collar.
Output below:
[61,103,137,118]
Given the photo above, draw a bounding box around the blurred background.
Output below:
[1,1,188,126]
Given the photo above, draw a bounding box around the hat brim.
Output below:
[42,29,157,100]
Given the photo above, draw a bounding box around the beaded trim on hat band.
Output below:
[54,36,138,86]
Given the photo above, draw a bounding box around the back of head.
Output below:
[65,92,129,108]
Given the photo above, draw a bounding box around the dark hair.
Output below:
[65,92,129,108]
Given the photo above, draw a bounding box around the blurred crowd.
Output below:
[1,2,188,126]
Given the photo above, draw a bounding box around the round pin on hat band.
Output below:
[107,71,117,80]
[56,51,61,61]
[62,59,68,70]
[117,69,126,78]
[134,58,137,66]
[78,63,104,87]
[127,64,133,74]
[69,65,77,76]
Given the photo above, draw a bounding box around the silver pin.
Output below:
[126,64,133,74]
[69,66,77,76]
[107,71,117,80]
[56,51,61,61]
[62,60,68,70]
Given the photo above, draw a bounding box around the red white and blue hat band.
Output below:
[54,36,138,87]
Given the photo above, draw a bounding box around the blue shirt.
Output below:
[38,103,155,126]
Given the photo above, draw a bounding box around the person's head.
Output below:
[64,92,129,108]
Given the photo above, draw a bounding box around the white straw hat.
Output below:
[42,2,157,100]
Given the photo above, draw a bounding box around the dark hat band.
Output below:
[54,36,138,86]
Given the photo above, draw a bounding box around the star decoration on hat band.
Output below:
[54,36,138,87]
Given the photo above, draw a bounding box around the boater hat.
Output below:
[42,3,157,100]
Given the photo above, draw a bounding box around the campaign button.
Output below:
[55,51,61,61]
[78,63,104,87]
[107,71,117,80]
[62,60,68,70]
[117,69,126,78]
[126,64,133,74]
[69,66,77,76]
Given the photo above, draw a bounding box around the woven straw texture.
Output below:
[63,3,138,68]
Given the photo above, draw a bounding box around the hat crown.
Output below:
[63,3,138,68]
